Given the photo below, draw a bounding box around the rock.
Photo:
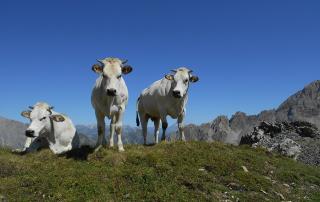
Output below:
[240,120,320,165]
[278,138,301,159]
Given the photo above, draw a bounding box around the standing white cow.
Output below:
[136,67,199,145]
[20,102,79,154]
[91,57,132,152]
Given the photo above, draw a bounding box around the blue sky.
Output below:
[0,0,320,126]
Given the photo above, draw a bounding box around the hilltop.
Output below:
[1,142,319,201]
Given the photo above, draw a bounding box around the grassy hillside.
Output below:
[0,142,319,201]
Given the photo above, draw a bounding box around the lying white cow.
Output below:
[20,102,79,154]
[136,67,199,144]
[91,57,132,152]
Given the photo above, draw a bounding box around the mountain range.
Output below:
[1,80,320,149]
[179,80,320,145]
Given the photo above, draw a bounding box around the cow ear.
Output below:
[92,64,103,73]
[122,65,133,74]
[165,74,174,80]
[50,115,65,122]
[190,75,199,83]
[21,110,31,118]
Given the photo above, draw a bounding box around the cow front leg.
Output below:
[109,115,116,148]
[13,137,37,153]
[178,112,186,142]
[95,111,106,151]
[115,110,125,152]
[154,118,160,144]
[161,116,168,141]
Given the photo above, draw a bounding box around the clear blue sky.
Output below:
[1,0,320,126]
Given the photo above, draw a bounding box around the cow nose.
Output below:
[173,90,182,98]
[107,88,117,96]
[25,130,35,137]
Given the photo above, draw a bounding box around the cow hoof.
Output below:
[12,149,26,154]
[118,148,125,152]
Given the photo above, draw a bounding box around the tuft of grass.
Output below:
[0,141,319,201]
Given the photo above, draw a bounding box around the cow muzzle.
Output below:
[107,88,117,96]
[25,130,35,137]
[173,90,182,98]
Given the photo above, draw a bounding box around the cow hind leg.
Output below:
[153,118,160,144]
[161,117,168,141]
[140,113,149,145]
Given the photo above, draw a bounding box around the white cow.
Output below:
[20,102,79,154]
[91,57,132,152]
[136,67,199,144]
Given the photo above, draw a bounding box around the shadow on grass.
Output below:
[61,146,95,161]
[144,143,156,147]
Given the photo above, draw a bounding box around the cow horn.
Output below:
[170,69,177,73]
[188,70,193,73]
[47,106,54,115]
[122,59,128,64]
[96,59,104,65]
[28,106,34,110]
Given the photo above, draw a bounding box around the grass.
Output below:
[0,141,319,201]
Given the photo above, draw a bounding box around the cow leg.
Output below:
[109,114,116,148]
[15,137,37,153]
[140,113,149,145]
[115,109,125,152]
[154,118,160,144]
[95,111,106,151]
[178,112,186,142]
[161,117,168,141]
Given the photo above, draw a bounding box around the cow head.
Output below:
[92,57,133,96]
[165,67,199,98]
[21,102,65,138]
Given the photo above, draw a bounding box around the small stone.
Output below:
[241,166,249,172]
[283,183,290,188]
[260,189,268,195]
[124,193,130,198]
[274,191,285,200]
[198,168,206,172]
[264,176,272,181]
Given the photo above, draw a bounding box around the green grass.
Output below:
[0,141,319,201]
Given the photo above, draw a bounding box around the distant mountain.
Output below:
[180,80,320,145]
[0,115,178,149]
[3,80,320,149]
[0,117,27,149]
[76,124,178,145]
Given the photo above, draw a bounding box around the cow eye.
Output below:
[39,117,46,121]
[117,75,122,79]
[184,79,189,83]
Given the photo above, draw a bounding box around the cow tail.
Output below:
[136,97,140,127]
